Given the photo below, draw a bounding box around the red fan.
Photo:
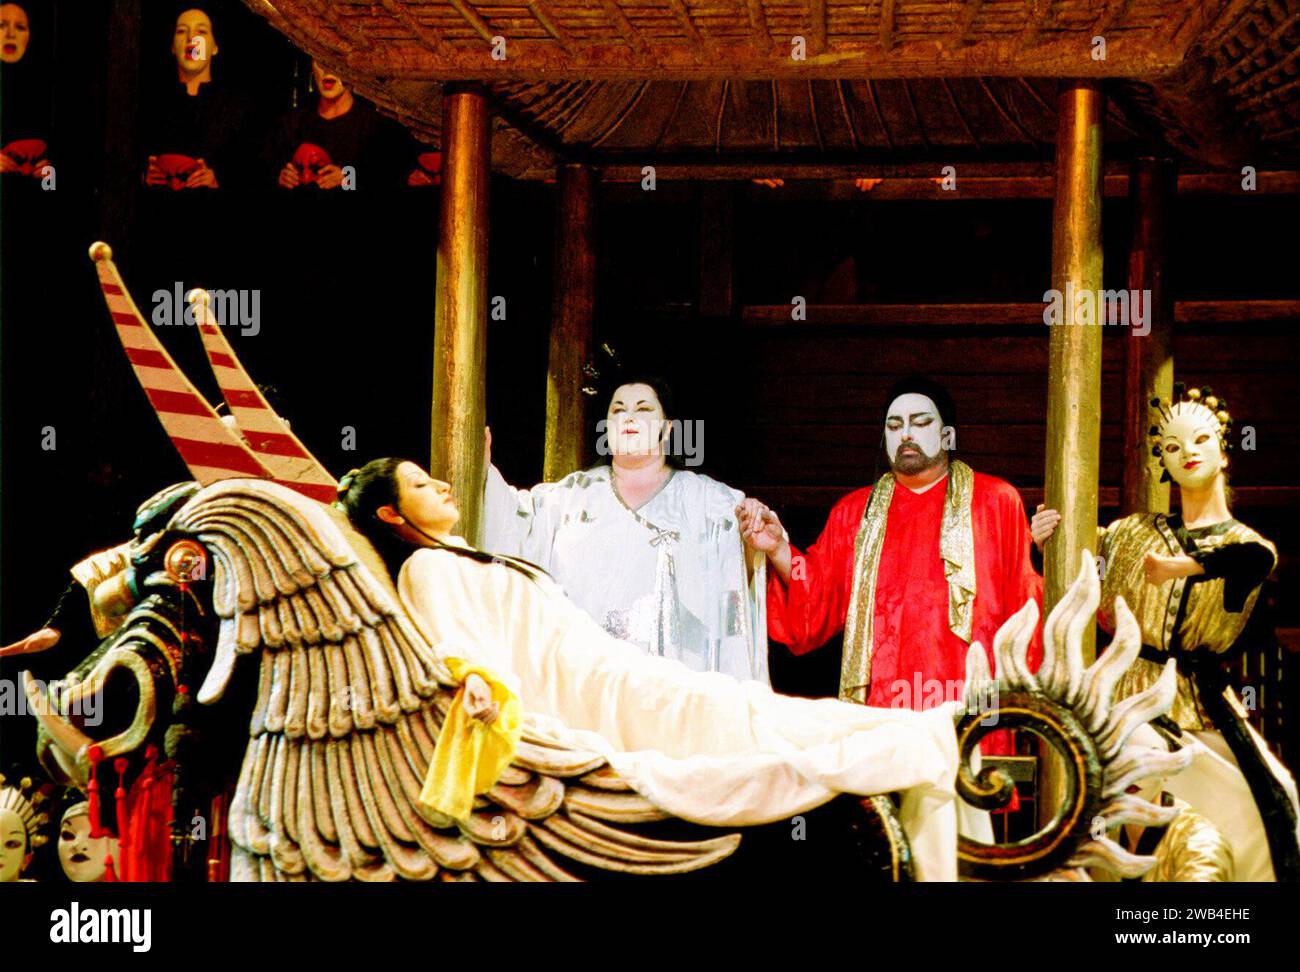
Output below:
[292,142,332,184]
[3,138,47,176]
[157,153,200,191]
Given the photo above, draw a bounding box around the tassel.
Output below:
[114,757,131,874]
[86,744,104,838]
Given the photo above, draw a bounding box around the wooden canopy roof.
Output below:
[246,0,1300,177]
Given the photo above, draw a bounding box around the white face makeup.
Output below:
[607,383,667,458]
[0,809,28,882]
[57,808,118,883]
[1160,404,1226,491]
[884,393,945,475]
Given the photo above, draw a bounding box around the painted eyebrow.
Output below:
[887,411,936,421]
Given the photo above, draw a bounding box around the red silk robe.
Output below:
[768,471,1043,752]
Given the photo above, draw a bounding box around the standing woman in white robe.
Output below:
[482,377,772,683]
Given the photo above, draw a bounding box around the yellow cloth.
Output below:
[418,658,522,821]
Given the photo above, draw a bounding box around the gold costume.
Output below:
[1095,795,1234,883]
[1097,513,1276,731]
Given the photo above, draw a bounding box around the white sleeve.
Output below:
[396,548,519,690]
[705,480,770,685]
[480,463,566,569]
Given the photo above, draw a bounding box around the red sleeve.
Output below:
[994,479,1043,672]
[766,488,869,655]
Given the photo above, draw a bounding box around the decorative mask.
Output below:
[292,143,332,184]
[57,802,119,883]
[0,775,47,882]
[2,138,46,176]
[1150,385,1231,491]
[157,153,199,191]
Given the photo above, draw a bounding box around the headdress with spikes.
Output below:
[1148,382,1234,483]
[0,774,50,852]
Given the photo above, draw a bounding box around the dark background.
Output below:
[2,1,1298,780]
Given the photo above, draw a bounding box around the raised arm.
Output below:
[757,490,867,655]
[479,427,571,568]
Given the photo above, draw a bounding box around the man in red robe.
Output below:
[740,377,1042,747]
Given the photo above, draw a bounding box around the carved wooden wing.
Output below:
[171,479,740,882]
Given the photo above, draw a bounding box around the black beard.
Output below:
[890,445,946,477]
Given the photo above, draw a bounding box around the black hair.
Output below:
[336,457,418,579]
[873,375,959,480]
[882,375,958,432]
[336,457,547,582]
[595,372,685,469]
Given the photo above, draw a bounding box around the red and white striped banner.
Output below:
[190,289,338,503]
[90,243,337,505]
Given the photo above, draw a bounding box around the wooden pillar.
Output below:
[543,163,597,482]
[698,183,735,318]
[1122,157,1175,516]
[1043,80,1105,659]
[431,86,490,546]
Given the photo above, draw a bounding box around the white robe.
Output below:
[1164,727,1300,882]
[482,464,769,683]
[398,544,961,881]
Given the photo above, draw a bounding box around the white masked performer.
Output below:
[482,377,770,683]
[338,458,961,880]
[56,801,120,884]
[0,775,48,883]
[1035,384,1300,881]
[1091,724,1233,883]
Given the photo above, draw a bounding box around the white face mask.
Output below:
[1159,405,1225,491]
[57,810,118,883]
[884,393,945,475]
[0,809,29,882]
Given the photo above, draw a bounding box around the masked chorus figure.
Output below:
[1090,724,1233,883]
[482,377,770,683]
[1037,384,1300,881]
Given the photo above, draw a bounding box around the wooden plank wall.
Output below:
[592,185,1300,762]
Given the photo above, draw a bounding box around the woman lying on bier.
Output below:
[335,455,964,879]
